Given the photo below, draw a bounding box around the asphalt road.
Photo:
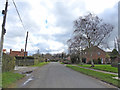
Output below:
[18,62,116,88]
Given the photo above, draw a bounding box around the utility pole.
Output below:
[37,49,39,54]
[0,0,8,72]
[24,31,28,59]
[118,1,120,80]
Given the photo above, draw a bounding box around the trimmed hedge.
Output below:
[2,54,15,72]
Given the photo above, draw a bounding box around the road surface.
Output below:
[18,62,116,88]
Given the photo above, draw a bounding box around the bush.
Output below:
[87,60,91,64]
[87,59,101,64]
[98,58,101,64]
[33,55,45,65]
[82,58,86,63]
[111,62,118,67]
[70,54,79,64]
[91,58,102,64]
[93,59,98,64]
[2,54,15,72]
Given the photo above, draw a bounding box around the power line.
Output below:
[11,0,26,31]
[11,0,39,55]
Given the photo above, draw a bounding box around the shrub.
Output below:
[2,54,15,72]
[70,54,79,64]
[82,58,86,63]
[92,59,96,64]
[87,60,91,64]
[98,58,101,64]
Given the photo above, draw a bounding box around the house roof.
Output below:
[3,49,6,51]
[11,51,27,53]
[106,52,112,55]
[84,46,106,53]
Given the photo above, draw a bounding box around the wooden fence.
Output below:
[15,56,34,66]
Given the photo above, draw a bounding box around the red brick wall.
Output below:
[9,49,27,57]
[83,47,106,64]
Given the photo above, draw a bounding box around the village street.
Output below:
[17,62,115,88]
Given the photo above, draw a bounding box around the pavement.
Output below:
[16,62,117,88]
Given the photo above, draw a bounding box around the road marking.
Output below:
[22,76,34,86]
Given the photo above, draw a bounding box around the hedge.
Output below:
[2,54,15,72]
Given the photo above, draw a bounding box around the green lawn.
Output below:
[32,62,49,67]
[60,62,64,64]
[2,72,25,88]
[78,64,118,73]
[67,65,120,87]
[2,62,49,88]
[67,65,120,88]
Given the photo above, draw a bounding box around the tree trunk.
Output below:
[79,54,82,65]
[90,46,95,67]
[91,59,94,67]
[79,48,83,65]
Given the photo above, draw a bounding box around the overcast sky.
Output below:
[0,0,119,55]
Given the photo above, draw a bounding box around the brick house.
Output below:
[3,49,7,54]
[82,46,106,64]
[9,49,27,57]
[67,56,71,61]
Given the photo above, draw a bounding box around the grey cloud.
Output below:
[52,1,86,30]
[98,3,118,50]
[47,1,86,52]
[2,0,118,54]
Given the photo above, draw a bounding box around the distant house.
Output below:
[44,53,51,58]
[82,46,106,64]
[9,49,27,57]
[67,56,71,61]
[3,49,7,54]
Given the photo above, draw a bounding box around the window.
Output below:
[98,52,100,55]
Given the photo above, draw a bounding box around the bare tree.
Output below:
[67,35,86,64]
[68,13,114,67]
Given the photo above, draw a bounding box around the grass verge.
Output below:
[78,64,118,73]
[2,72,25,88]
[67,64,120,88]
[60,62,64,64]
[32,62,49,67]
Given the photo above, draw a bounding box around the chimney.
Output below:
[21,49,24,52]
[10,49,12,54]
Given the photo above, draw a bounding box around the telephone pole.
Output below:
[0,0,8,71]
[37,49,39,54]
[24,31,28,59]
[118,1,120,79]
